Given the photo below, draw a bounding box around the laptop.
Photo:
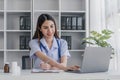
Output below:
[66,47,112,73]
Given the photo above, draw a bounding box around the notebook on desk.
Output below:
[31,68,63,73]
[66,47,112,73]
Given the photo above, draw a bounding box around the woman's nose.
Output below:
[48,27,52,32]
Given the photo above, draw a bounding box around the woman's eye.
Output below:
[43,26,48,29]
[51,25,54,28]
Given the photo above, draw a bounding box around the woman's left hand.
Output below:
[67,65,80,71]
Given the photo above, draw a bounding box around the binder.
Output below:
[61,16,66,30]
[19,35,26,49]
[66,16,72,30]
[77,16,83,30]
[72,16,77,30]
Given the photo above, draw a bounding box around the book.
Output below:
[61,16,66,30]
[77,16,83,30]
[82,15,85,30]
[61,36,72,50]
[66,36,72,50]
[22,56,31,69]
[19,35,26,49]
[25,36,30,49]
[25,16,31,30]
[66,16,72,30]
[71,16,77,30]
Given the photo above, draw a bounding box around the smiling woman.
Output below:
[29,14,80,71]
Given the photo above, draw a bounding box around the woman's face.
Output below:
[40,20,55,39]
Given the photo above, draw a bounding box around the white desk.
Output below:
[0,70,120,80]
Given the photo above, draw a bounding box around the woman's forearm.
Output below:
[60,55,67,67]
[35,51,67,70]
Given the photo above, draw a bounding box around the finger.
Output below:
[75,65,80,68]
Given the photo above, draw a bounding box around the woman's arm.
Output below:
[60,55,67,67]
[35,51,67,70]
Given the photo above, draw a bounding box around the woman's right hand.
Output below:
[40,62,51,70]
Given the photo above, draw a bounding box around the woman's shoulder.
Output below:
[29,39,39,44]
[56,38,67,44]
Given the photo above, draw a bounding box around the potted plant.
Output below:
[82,29,114,57]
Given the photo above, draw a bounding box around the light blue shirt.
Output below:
[29,37,70,69]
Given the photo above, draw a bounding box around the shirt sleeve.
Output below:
[60,39,71,58]
[29,39,41,59]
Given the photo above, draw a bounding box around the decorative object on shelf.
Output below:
[82,29,114,56]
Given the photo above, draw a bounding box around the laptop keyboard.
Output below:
[65,70,81,73]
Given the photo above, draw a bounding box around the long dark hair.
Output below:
[32,14,59,43]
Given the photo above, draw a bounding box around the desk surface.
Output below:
[0,70,120,80]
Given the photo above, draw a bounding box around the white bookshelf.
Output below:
[0,0,32,69]
[0,0,89,69]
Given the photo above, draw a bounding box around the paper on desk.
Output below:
[31,69,63,73]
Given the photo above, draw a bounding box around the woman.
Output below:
[29,14,79,71]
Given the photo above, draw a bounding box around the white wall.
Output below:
[89,0,106,32]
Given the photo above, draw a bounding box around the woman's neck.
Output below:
[44,37,54,49]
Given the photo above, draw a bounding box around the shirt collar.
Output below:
[40,37,58,49]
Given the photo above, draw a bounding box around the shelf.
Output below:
[6,30,31,32]
[0,0,4,10]
[34,0,59,11]
[7,12,31,30]
[61,11,86,13]
[6,0,31,11]
[0,30,4,32]
[0,10,4,12]
[6,10,31,13]
[0,49,4,51]
[7,32,31,50]
[61,30,86,32]
[61,0,85,11]
[34,10,59,13]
